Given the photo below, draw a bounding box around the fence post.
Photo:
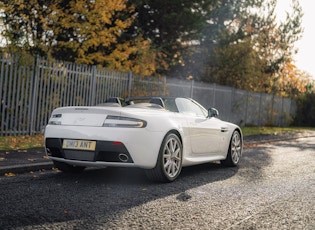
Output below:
[280,96,284,126]
[29,55,39,135]
[258,92,263,127]
[128,71,133,97]
[230,87,235,123]
[89,65,97,106]
[149,77,153,96]
[163,76,166,95]
[190,80,194,98]
[212,83,216,107]
[0,53,4,134]
[244,91,249,126]
[271,94,275,126]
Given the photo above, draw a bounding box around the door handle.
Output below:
[221,127,229,132]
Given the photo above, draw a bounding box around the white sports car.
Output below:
[45,96,243,182]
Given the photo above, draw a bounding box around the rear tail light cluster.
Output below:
[103,115,147,128]
[48,114,62,125]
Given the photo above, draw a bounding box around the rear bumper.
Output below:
[44,125,165,169]
[46,138,134,163]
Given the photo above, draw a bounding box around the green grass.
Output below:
[0,127,314,150]
[241,126,315,136]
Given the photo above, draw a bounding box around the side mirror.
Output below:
[208,108,219,118]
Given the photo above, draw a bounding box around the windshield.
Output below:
[175,98,207,117]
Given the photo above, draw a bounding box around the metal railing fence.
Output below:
[0,53,165,136]
[1,52,296,136]
[167,79,296,127]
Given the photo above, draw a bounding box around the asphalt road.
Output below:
[0,137,314,229]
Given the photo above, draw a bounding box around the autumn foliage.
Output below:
[0,0,157,76]
[0,0,312,95]
[0,135,44,150]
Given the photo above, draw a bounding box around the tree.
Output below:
[168,0,266,82]
[277,64,313,97]
[0,0,157,76]
[0,0,58,55]
[294,89,315,126]
[249,0,303,94]
[170,0,304,95]
[132,0,211,74]
[1,0,305,87]
[52,1,133,63]
[206,37,266,90]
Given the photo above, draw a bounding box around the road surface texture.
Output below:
[0,136,314,229]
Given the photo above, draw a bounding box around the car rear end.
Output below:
[44,106,168,169]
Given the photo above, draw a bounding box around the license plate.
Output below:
[62,139,96,151]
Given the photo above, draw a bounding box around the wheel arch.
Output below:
[164,129,183,145]
[160,129,184,160]
[234,127,242,136]
[234,127,243,144]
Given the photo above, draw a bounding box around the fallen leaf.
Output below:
[0,157,5,161]
[42,156,49,159]
[5,172,16,177]
[18,150,27,153]
[27,158,37,162]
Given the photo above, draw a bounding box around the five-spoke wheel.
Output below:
[221,130,242,166]
[145,133,182,182]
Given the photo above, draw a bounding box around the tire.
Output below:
[145,133,183,182]
[221,130,242,167]
[53,160,86,173]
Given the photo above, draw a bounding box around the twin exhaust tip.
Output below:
[118,153,129,162]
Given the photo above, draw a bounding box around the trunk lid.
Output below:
[51,106,122,126]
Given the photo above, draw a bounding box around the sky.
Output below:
[276,0,315,78]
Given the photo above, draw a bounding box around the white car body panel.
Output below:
[44,97,242,171]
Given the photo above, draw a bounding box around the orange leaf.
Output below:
[5,172,16,177]
[27,158,37,162]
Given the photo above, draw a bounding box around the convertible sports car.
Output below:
[44,96,243,182]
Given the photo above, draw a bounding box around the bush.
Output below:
[293,92,315,126]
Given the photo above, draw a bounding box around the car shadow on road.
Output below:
[272,139,315,151]
[0,146,274,229]
[237,146,273,182]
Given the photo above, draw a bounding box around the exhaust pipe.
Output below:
[118,153,129,162]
